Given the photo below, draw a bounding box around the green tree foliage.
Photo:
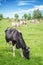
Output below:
[22,13,31,20]
[32,9,42,19]
[0,14,3,20]
[23,13,28,20]
[27,14,31,20]
[14,13,19,20]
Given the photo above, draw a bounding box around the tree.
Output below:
[23,13,28,20]
[14,13,19,21]
[27,14,31,20]
[32,9,42,19]
[0,14,3,20]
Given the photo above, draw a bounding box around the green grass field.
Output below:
[0,19,43,65]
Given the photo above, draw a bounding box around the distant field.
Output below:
[0,19,43,65]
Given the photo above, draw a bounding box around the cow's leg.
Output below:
[5,38,9,48]
[12,44,16,57]
[9,41,12,44]
[20,48,24,57]
[8,41,12,47]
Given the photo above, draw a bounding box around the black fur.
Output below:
[5,27,30,59]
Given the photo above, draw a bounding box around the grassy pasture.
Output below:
[0,19,43,65]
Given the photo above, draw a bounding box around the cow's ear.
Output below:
[5,29,7,32]
[20,32,22,36]
[28,47,30,51]
[5,27,9,32]
[23,47,26,49]
[26,47,30,50]
[28,47,30,49]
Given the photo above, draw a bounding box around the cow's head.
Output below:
[23,47,30,59]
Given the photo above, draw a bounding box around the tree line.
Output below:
[0,9,43,20]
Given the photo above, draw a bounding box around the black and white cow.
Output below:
[5,27,30,59]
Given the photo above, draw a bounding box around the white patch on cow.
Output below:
[11,22,20,27]
[9,41,12,44]
[12,45,16,57]
[20,21,22,24]
[20,48,24,57]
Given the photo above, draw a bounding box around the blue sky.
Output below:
[0,0,43,18]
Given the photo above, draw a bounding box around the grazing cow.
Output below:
[12,22,20,27]
[30,19,39,24]
[20,20,26,25]
[5,27,30,59]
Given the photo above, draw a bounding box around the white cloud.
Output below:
[3,5,43,18]
[3,12,14,18]
[14,5,43,18]
[14,5,43,14]
[17,0,38,6]
[18,1,28,6]
[34,5,43,10]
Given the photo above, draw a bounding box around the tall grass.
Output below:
[0,19,43,65]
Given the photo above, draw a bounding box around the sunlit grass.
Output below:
[0,19,43,65]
